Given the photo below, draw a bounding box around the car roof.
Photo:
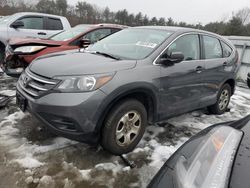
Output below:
[75,23,128,29]
[13,12,66,19]
[134,25,221,37]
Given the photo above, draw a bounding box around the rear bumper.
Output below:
[16,83,108,144]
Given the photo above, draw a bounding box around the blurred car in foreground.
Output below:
[0,12,71,65]
[247,72,250,88]
[3,24,127,77]
[148,115,250,188]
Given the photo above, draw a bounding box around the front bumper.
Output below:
[16,83,107,144]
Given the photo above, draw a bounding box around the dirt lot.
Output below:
[0,75,250,188]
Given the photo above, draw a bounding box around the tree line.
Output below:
[1,0,250,36]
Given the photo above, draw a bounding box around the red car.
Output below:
[3,24,127,77]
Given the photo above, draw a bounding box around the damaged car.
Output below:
[4,24,126,77]
[148,115,250,188]
[16,26,240,155]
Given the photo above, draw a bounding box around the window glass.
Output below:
[18,17,44,30]
[47,18,63,30]
[51,25,90,41]
[221,41,232,57]
[203,36,222,59]
[84,29,112,43]
[88,28,173,60]
[167,34,200,61]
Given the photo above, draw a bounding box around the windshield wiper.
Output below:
[92,51,121,60]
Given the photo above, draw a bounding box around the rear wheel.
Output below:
[101,99,147,155]
[208,83,231,115]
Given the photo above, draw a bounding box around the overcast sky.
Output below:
[69,0,249,24]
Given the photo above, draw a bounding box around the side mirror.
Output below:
[80,38,91,48]
[159,52,184,65]
[11,20,24,29]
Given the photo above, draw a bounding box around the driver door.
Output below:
[8,16,47,39]
[158,34,206,120]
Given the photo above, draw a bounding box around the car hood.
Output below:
[29,50,137,78]
[8,37,63,46]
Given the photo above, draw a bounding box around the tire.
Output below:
[101,99,147,155]
[208,83,232,115]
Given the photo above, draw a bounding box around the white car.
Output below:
[0,12,71,65]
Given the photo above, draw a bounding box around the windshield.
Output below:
[50,25,91,41]
[0,16,11,24]
[88,28,173,60]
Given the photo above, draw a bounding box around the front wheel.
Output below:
[101,99,147,155]
[208,83,232,115]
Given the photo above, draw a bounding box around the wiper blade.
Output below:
[93,51,121,60]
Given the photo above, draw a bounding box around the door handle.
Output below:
[38,32,47,35]
[196,66,204,73]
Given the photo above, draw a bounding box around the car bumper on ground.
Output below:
[16,83,107,144]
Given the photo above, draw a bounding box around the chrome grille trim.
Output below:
[19,82,39,97]
[28,82,48,91]
[18,69,58,98]
[26,69,57,85]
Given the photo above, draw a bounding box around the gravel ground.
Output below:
[0,75,250,188]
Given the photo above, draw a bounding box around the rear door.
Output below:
[158,34,206,119]
[8,16,47,39]
[201,35,229,105]
[45,17,64,38]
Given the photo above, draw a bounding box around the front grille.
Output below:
[18,69,59,98]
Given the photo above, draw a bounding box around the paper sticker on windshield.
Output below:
[136,41,158,48]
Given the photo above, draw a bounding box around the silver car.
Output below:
[0,12,71,64]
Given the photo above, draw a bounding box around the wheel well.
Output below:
[224,79,235,95]
[97,91,156,132]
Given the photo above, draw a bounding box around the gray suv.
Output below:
[16,26,240,155]
[0,12,71,64]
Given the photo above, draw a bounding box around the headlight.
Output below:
[14,46,46,54]
[174,126,242,188]
[55,73,115,92]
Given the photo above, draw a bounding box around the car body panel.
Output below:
[29,50,136,77]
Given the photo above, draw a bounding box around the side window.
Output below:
[203,36,222,59]
[47,17,63,30]
[111,28,121,34]
[166,34,200,61]
[84,29,112,43]
[221,41,232,57]
[18,17,44,30]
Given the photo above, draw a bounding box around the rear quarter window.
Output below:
[221,41,233,57]
[47,17,63,30]
[203,36,222,59]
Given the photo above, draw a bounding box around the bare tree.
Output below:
[236,7,250,25]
